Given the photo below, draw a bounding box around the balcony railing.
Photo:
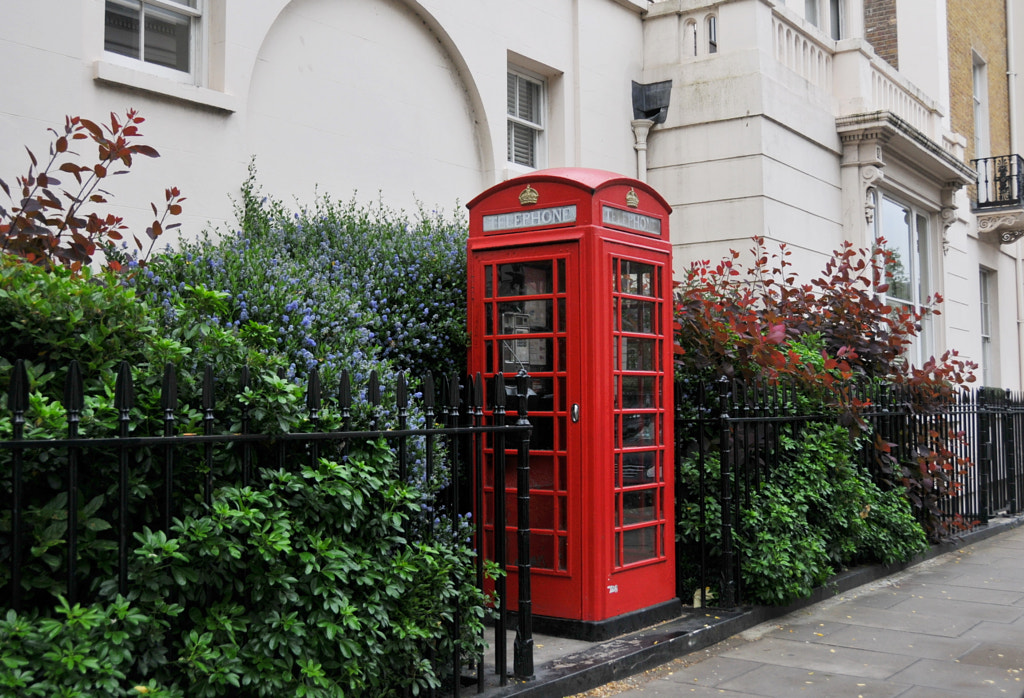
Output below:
[973,155,1024,210]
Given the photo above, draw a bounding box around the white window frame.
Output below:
[507,69,546,170]
[973,52,991,159]
[979,268,994,386]
[804,0,819,26]
[104,0,203,85]
[804,0,843,39]
[874,192,937,367]
[828,0,843,40]
[681,13,718,58]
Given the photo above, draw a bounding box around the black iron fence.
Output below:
[973,154,1024,209]
[974,387,1024,519]
[675,378,1024,607]
[1,358,533,695]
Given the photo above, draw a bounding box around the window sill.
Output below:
[608,0,648,13]
[504,163,541,180]
[93,60,237,114]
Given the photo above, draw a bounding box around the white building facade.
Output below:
[0,0,649,232]
[1,0,1021,388]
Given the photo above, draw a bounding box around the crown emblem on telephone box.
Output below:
[519,185,539,206]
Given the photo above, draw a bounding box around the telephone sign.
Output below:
[483,205,577,232]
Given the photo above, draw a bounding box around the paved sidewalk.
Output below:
[472,518,1024,698]
[577,523,1024,697]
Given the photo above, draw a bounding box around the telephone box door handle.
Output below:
[571,403,580,423]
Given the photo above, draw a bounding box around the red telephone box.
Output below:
[467,168,677,639]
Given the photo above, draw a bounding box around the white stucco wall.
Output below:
[0,0,646,248]
[243,0,488,212]
[643,0,844,280]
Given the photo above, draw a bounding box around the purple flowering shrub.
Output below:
[132,168,468,390]
[129,167,467,529]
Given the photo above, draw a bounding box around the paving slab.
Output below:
[941,570,1024,594]
[616,682,759,697]
[958,643,1024,670]
[959,619,1024,645]
[883,593,1024,624]
[802,623,979,661]
[756,618,850,642]
[837,588,906,610]
[713,662,910,698]
[895,686,1006,698]
[808,601,982,637]
[717,636,918,680]
[886,656,1023,696]
[659,655,760,687]
[889,580,1024,606]
[975,536,1024,552]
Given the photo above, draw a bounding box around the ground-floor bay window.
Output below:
[874,192,937,367]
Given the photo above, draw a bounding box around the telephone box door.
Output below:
[469,243,581,619]
[604,244,675,618]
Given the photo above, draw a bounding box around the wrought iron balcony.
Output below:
[973,155,1024,210]
[973,155,1024,245]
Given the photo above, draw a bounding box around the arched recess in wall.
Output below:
[683,19,698,57]
[245,0,492,211]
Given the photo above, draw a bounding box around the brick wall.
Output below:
[865,0,899,69]
[947,0,1010,162]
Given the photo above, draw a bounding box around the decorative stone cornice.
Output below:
[836,111,976,188]
[838,127,893,147]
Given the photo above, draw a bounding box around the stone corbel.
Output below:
[938,184,960,255]
[939,207,957,254]
[977,211,1024,245]
[861,165,884,226]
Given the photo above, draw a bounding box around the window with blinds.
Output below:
[507,71,544,168]
[105,0,200,75]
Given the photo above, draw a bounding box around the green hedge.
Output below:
[676,422,927,606]
[0,192,483,695]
